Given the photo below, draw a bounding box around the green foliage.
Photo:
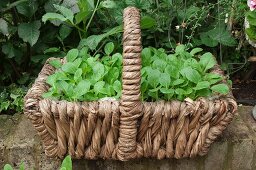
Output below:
[3,162,24,170]
[3,155,71,170]
[43,45,229,102]
[246,10,256,41]
[0,84,26,114]
[0,0,247,113]
[60,155,72,170]
[43,43,122,101]
[141,45,229,101]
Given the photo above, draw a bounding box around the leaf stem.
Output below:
[86,0,100,32]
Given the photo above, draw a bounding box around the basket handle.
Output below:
[117,7,142,160]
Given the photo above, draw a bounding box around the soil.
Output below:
[233,80,256,106]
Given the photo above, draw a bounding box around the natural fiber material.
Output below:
[24,7,237,161]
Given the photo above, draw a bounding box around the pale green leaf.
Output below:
[100,0,116,8]
[199,52,216,71]
[211,84,229,94]
[180,67,201,83]
[61,155,72,170]
[62,62,77,74]
[49,59,62,69]
[190,48,203,56]
[53,4,74,23]
[159,72,171,87]
[194,81,210,90]
[4,164,13,170]
[104,42,114,55]
[66,49,79,62]
[74,68,82,82]
[94,81,105,94]
[74,80,91,97]
[42,13,67,23]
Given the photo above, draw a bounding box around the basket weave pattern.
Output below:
[24,7,237,161]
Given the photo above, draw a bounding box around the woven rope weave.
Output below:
[24,7,237,161]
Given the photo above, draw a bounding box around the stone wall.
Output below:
[0,106,256,170]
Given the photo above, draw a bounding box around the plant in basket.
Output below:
[24,7,237,161]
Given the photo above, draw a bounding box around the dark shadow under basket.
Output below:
[24,7,237,161]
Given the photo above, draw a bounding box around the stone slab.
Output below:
[0,106,255,170]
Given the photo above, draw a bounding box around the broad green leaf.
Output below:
[165,65,180,79]
[190,48,203,56]
[0,101,10,112]
[94,81,105,94]
[42,13,67,23]
[159,72,171,87]
[53,4,74,23]
[246,27,256,41]
[0,18,8,35]
[172,79,185,86]
[246,11,256,26]
[141,16,156,29]
[62,62,77,74]
[113,80,121,97]
[66,49,79,62]
[180,67,201,83]
[16,1,38,18]
[58,80,69,94]
[100,0,116,8]
[18,21,41,46]
[75,11,89,24]
[104,42,114,55]
[199,52,216,71]
[92,62,105,82]
[49,59,62,69]
[207,25,237,47]
[204,73,222,84]
[147,68,161,88]
[59,25,72,40]
[141,48,152,66]
[74,68,82,82]
[46,74,57,87]
[2,43,22,58]
[175,88,185,95]
[44,47,60,54]
[196,88,212,98]
[200,33,218,47]
[152,59,166,71]
[111,53,122,67]
[175,45,185,53]
[160,88,174,94]
[194,81,210,90]
[105,67,119,84]
[78,26,122,50]
[74,80,91,97]
[61,155,72,170]
[211,84,229,94]
[3,164,13,170]
[55,72,69,81]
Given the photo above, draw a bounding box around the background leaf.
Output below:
[0,18,8,35]
[18,21,41,46]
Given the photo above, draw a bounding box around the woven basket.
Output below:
[24,7,237,161]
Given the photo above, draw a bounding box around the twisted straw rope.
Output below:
[117,7,142,161]
[24,7,238,160]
